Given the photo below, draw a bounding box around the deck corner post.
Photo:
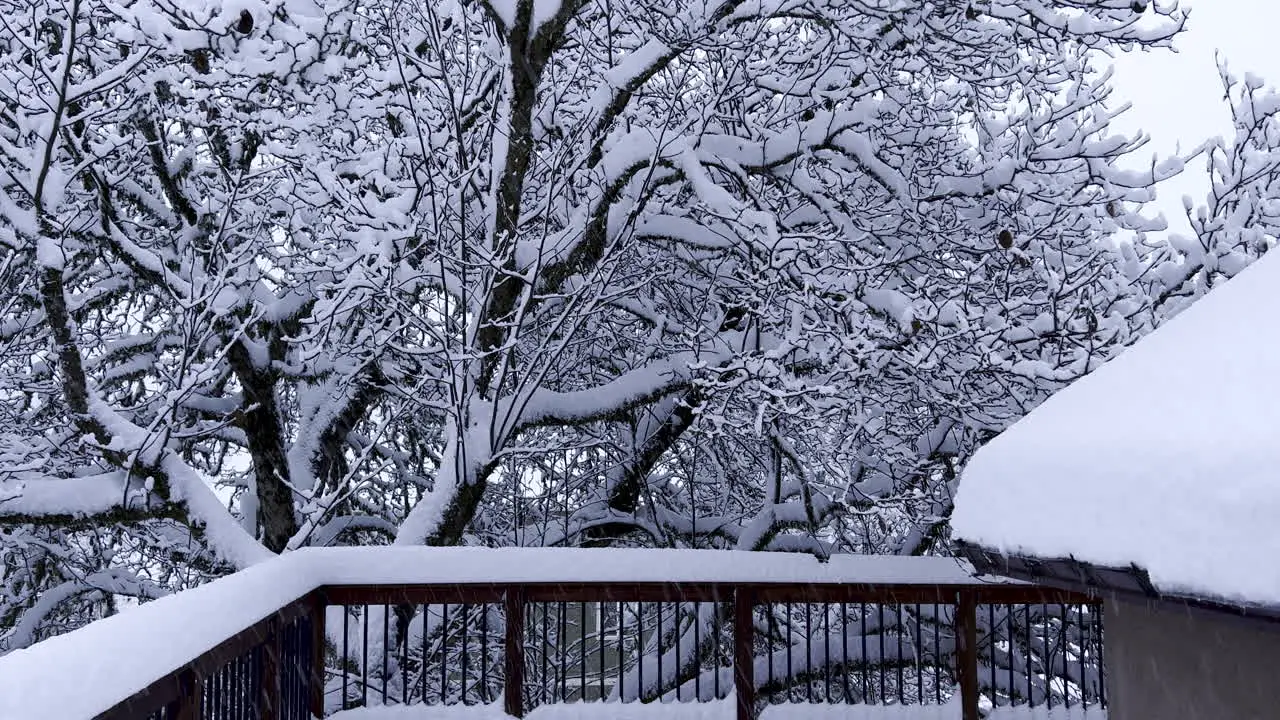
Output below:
[733,586,756,720]
[173,667,203,720]
[309,590,327,719]
[955,590,980,720]
[504,586,528,718]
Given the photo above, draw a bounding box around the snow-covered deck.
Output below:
[0,548,1104,720]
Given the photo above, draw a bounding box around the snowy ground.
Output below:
[329,701,1105,720]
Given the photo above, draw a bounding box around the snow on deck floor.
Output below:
[330,701,1105,720]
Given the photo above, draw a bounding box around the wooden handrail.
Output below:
[94,580,1100,720]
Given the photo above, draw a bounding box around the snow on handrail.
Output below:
[0,548,1007,720]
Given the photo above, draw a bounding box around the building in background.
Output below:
[951,249,1280,720]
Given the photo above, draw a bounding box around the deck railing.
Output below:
[94,578,1103,720]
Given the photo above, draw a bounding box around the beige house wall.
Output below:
[1104,595,1280,720]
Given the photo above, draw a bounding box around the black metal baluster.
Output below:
[989,604,997,708]
[559,602,568,702]
[1096,605,1107,708]
[762,602,773,696]
[551,603,559,703]
[382,605,390,704]
[302,614,309,712]
[343,607,350,710]
[441,604,450,705]
[247,647,257,720]
[281,623,291,720]
[255,646,264,720]
[694,603,701,701]
[362,605,370,707]
[860,602,869,703]
[878,604,886,703]
[542,605,550,704]
[822,604,831,704]
[1060,603,1069,709]
[246,652,253,720]
[215,655,222,717]
[243,650,250,717]
[805,603,813,703]
[580,602,587,702]
[524,605,534,710]
[282,630,289,720]
[1006,605,1014,706]
[656,602,664,702]
[226,658,234,720]
[599,603,607,702]
[934,604,942,704]
[294,622,302,718]
[289,620,298,712]
[293,623,301,717]
[714,601,722,700]
[427,599,432,702]
[402,608,409,703]
[484,604,492,703]
[618,603,625,703]
[1026,605,1033,706]
[287,621,296,719]
[301,618,309,715]
[285,628,293,719]
[213,660,220,716]
[228,657,236,720]
[461,604,471,705]
[239,654,247,720]
[915,604,923,704]
[282,625,290,712]
[778,599,788,702]
[1045,604,1053,710]
[841,602,850,704]
[1080,605,1089,711]
[896,605,904,704]
[636,603,644,702]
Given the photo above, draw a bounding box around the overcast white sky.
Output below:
[1108,0,1280,235]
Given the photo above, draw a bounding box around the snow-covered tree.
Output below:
[1134,64,1280,321]
[1,0,1264,677]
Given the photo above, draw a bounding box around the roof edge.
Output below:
[955,541,1280,625]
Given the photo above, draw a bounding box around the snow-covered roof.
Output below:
[0,548,982,720]
[951,249,1280,609]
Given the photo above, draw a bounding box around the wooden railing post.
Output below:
[504,587,527,718]
[309,591,327,718]
[172,668,203,720]
[733,587,756,720]
[955,590,980,720]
